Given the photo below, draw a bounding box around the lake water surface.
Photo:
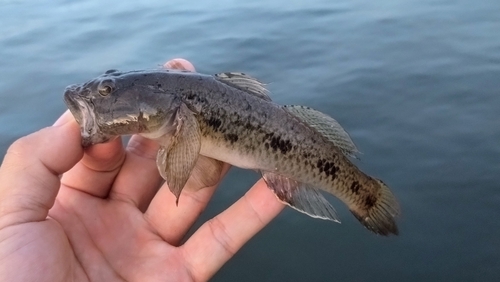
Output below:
[1,0,500,281]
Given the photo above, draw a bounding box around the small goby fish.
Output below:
[64,69,400,235]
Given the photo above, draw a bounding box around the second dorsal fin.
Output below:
[284,105,360,158]
[214,72,271,101]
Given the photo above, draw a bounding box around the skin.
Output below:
[0,59,284,282]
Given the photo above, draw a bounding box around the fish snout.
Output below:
[63,88,84,125]
[63,84,107,147]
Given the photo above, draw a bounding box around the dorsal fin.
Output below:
[214,72,272,101]
[284,105,360,158]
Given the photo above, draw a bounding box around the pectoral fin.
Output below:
[186,156,225,190]
[156,104,201,204]
[262,172,340,222]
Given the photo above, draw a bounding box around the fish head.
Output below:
[64,70,180,147]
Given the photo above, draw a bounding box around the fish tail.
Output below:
[350,178,400,236]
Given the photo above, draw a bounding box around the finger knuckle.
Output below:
[207,217,237,256]
[5,135,36,160]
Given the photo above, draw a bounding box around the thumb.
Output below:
[0,111,83,229]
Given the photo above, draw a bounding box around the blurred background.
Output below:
[1,0,499,281]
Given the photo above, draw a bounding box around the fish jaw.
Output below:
[64,85,113,147]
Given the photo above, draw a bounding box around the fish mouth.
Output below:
[64,85,110,147]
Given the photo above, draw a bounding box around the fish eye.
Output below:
[98,85,113,96]
[98,79,114,96]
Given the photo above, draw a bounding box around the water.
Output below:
[1,0,500,281]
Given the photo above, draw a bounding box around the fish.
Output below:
[64,69,400,236]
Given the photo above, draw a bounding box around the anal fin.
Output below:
[185,156,225,191]
[262,172,340,223]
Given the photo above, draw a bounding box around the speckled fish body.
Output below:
[64,69,400,235]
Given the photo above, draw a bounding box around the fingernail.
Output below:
[163,58,196,72]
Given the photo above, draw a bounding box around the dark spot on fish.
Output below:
[365,194,376,208]
[199,97,208,105]
[269,135,292,154]
[350,181,361,194]
[105,69,118,74]
[261,133,291,154]
[316,158,337,179]
[263,133,273,140]
[317,159,324,171]
[225,133,239,144]
[244,123,254,130]
[325,163,337,179]
[206,117,222,131]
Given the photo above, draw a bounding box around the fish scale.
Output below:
[184,78,359,188]
[64,69,400,236]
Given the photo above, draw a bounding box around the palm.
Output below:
[47,135,225,281]
[9,200,186,282]
[5,135,211,281]
[48,190,190,281]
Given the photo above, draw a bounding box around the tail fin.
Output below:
[350,179,400,236]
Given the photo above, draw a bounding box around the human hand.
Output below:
[0,59,284,282]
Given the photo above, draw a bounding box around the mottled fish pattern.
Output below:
[64,69,400,235]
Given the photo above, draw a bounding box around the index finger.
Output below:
[59,110,126,198]
[0,118,83,228]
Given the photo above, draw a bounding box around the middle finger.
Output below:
[144,156,230,245]
[107,135,164,211]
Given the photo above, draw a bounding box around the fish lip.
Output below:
[64,85,84,124]
[63,85,108,147]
